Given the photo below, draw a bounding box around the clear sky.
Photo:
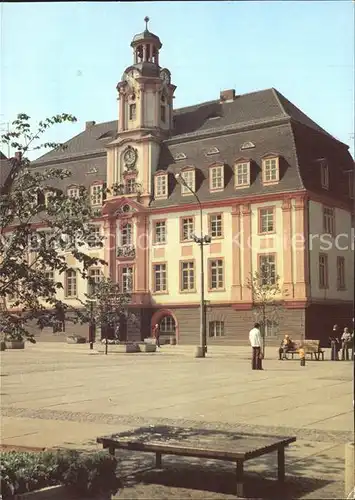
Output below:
[1,1,354,159]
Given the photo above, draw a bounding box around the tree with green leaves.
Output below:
[246,263,285,353]
[81,276,135,347]
[0,113,106,342]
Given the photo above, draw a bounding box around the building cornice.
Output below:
[151,189,307,214]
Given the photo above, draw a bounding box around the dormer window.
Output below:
[240,141,255,151]
[209,164,224,191]
[262,156,279,185]
[206,147,219,156]
[174,152,187,161]
[180,168,195,195]
[320,160,329,189]
[67,186,79,198]
[91,184,103,206]
[235,161,250,188]
[155,172,168,199]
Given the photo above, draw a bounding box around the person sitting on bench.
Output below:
[279,335,294,360]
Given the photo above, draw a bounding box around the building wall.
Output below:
[164,305,305,346]
[308,200,354,301]
[149,206,234,305]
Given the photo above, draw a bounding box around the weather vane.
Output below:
[144,16,150,30]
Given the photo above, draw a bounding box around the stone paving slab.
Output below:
[1,343,353,499]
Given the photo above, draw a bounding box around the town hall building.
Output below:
[6,19,355,345]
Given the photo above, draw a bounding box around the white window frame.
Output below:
[88,268,102,295]
[65,269,77,298]
[210,165,224,191]
[121,266,134,292]
[67,187,79,198]
[88,225,101,248]
[209,259,224,290]
[153,263,167,292]
[209,320,225,338]
[181,170,195,195]
[154,221,166,244]
[262,158,279,184]
[180,261,195,291]
[181,217,194,241]
[155,174,168,198]
[160,316,175,334]
[121,222,133,246]
[259,208,275,234]
[235,162,250,188]
[259,254,277,285]
[323,207,335,236]
[209,214,223,238]
[91,184,103,206]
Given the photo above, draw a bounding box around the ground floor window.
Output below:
[264,320,279,337]
[209,320,225,337]
[159,316,175,334]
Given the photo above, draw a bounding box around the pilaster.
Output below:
[240,203,252,302]
[231,204,242,301]
[282,196,294,298]
[293,195,308,299]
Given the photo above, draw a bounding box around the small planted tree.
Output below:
[81,276,135,353]
[246,262,285,353]
[0,113,106,342]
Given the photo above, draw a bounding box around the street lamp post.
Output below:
[175,173,211,357]
[86,298,96,350]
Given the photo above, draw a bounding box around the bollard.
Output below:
[299,348,306,366]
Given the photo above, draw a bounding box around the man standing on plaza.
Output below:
[249,323,263,370]
[153,323,161,348]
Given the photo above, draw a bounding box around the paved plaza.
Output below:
[0,343,353,499]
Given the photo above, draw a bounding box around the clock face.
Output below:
[160,70,170,85]
[123,147,137,167]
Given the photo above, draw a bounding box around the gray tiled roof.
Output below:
[0,152,11,189]
[30,86,353,209]
[34,120,117,165]
[151,121,303,208]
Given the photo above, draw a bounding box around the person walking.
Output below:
[341,327,352,361]
[153,323,161,348]
[249,323,263,370]
[329,324,341,361]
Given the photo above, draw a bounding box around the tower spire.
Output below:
[144,16,150,31]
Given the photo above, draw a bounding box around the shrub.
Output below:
[0,449,121,498]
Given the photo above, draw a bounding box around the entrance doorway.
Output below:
[159,315,176,344]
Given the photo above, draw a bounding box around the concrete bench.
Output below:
[97,431,296,498]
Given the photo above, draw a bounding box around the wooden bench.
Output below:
[97,431,296,498]
[283,339,325,360]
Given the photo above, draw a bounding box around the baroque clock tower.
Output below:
[106,17,176,205]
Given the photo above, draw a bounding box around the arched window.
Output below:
[264,320,279,337]
[136,45,143,62]
[159,316,175,334]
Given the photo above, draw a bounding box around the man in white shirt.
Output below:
[249,323,263,370]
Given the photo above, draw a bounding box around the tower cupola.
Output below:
[131,16,162,66]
